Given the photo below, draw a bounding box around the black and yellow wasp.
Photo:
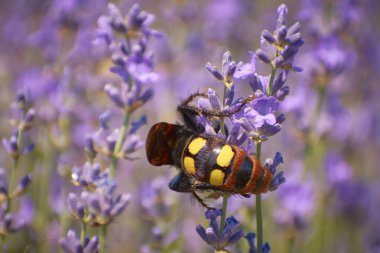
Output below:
[145,92,273,207]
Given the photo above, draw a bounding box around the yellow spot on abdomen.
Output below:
[188,137,207,155]
[216,145,234,167]
[210,169,225,186]
[183,156,196,175]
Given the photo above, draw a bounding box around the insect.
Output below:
[145,92,273,207]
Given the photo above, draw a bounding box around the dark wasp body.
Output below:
[145,93,273,207]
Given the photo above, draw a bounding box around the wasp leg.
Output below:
[192,191,217,210]
[178,93,254,133]
[178,93,208,132]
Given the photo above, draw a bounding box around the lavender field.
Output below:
[0,0,379,252]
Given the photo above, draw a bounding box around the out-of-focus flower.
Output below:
[232,92,284,142]
[274,162,315,230]
[88,189,131,226]
[325,152,369,218]
[138,176,176,222]
[67,192,90,222]
[11,173,32,198]
[71,162,110,191]
[2,92,36,160]
[60,230,99,253]
[0,198,34,236]
[196,209,244,252]
[245,232,271,253]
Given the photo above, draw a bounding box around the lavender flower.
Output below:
[325,152,369,218]
[67,192,90,222]
[0,198,34,236]
[88,189,131,226]
[265,152,286,191]
[206,51,237,89]
[196,209,244,252]
[71,163,110,191]
[232,92,283,142]
[2,92,36,160]
[274,162,315,230]
[138,176,176,222]
[11,173,32,198]
[245,232,271,253]
[60,230,99,253]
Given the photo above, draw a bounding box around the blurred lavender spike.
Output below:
[60,230,99,253]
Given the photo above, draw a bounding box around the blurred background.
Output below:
[0,0,379,252]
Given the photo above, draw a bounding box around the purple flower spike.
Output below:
[274,164,315,230]
[60,230,98,253]
[71,162,108,191]
[67,192,89,221]
[12,174,32,198]
[196,209,244,251]
[0,198,35,235]
[88,190,131,225]
[206,51,240,89]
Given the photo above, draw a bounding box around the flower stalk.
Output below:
[99,224,107,253]
[255,141,263,252]
[111,111,131,178]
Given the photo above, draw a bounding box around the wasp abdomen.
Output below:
[181,136,273,195]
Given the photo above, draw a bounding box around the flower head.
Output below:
[196,209,244,251]
[60,230,99,253]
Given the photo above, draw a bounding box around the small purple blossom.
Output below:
[88,190,131,225]
[264,152,286,191]
[196,209,244,251]
[325,152,369,218]
[274,162,315,230]
[60,230,99,253]
[0,198,34,236]
[245,232,271,253]
[71,162,110,191]
[12,173,32,198]
[206,51,237,89]
[232,92,283,141]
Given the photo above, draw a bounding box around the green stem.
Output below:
[0,235,5,253]
[219,194,229,238]
[267,65,276,96]
[80,222,87,246]
[286,233,295,253]
[255,142,263,252]
[99,224,107,253]
[7,159,19,212]
[110,112,131,178]
[220,84,228,137]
